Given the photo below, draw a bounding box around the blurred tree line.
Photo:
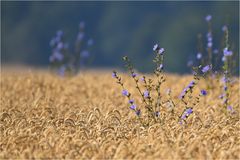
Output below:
[1,1,239,73]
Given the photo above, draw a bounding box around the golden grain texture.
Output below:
[1,70,240,159]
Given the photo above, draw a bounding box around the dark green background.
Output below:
[1,1,239,73]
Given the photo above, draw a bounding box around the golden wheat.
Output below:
[0,69,239,159]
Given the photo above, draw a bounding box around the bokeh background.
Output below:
[1,1,239,73]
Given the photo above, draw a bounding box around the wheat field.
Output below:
[1,69,239,159]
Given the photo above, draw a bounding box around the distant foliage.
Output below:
[49,22,93,76]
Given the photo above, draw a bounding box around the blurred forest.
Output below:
[1,1,239,73]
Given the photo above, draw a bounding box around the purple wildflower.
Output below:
[222,56,226,62]
[197,53,202,59]
[179,91,186,99]
[205,15,212,22]
[202,65,211,73]
[188,81,195,89]
[144,90,150,98]
[54,52,64,61]
[130,104,136,110]
[208,37,213,42]
[153,44,159,51]
[55,36,61,43]
[112,71,117,78]
[132,72,137,78]
[122,90,129,96]
[135,110,141,116]
[158,48,165,55]
[223,48,233,56]
[219,94,224,99]
[227,106,234,113]
[224,85,227,91]
[186,108,193,114]
[222,76,229,83]
[206,32,212,39]
[129,99,134,104]
[200,90,207,96]
[181,108,193,120]
[207,42,213,48]
[57,42,64,50]
[140,77,145,82]
[159,64,163,70]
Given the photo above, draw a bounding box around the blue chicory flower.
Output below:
[197,53,202,59]
[223,48,233,56]
[132,72,137,78]
[129,99,134,104]
[159,64,163,70]
[181,108,193,120]
[122,90,129,96]
[112,72,117,78]
[135,110,141,116]
[200,90,207,96]
[205,15,212,22]
[144,90,150,98]
[153,44,159,51]
[130,104,136,110]
[158,48,165,55]
[202,65,211,73]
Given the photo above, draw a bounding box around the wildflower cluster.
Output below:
[188,15,237,76]
[186,15,237,114]
[112,71,141,116]
[219,26,235,114]
[112,44,173,126]
[49,21,93,76]
[111,15,237,126]
[112,44,212,126]
[178,65,210,124]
